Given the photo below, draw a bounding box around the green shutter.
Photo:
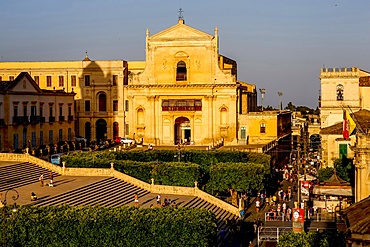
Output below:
[339,144,347,158]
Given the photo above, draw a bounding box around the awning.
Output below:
[299,174,316,181]
[313,186,353,196]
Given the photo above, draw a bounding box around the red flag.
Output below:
[343,109,349,139]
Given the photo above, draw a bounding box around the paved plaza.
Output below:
[0,161,238,246]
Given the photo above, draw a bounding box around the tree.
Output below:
[317,167,334,183]
[333,157,354,184]
[285,101,296,111]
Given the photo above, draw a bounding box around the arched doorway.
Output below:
[174,117,190,145]
[96,119,107,142]
[85,122,91,141]
[113,122,119,139]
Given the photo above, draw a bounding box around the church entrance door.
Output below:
[174,117,191,145]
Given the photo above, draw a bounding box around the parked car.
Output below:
[120,137,135,144]
[74,135,87,142]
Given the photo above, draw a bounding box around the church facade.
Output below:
[0,18,257,147]
[126,19,257,145]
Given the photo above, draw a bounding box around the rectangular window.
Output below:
[9,76,14,81]
[125,100,129,112]
[13,105,18,117]
[112,75,118,86]
[68,128,72,141]
[13,134,19,149]
[59,76,64,87]
[47,76,52,87]
[260,123,266,133]
[40,131,44,145]
[241,127,246,139]
[113,100,118,112]
[40,106,43,117]
[59,106,63,116]
[339,144,347,158]
[34,76,39,85]
[23,105,27,116]
[125,124,129,135]
[71,75,76,87]
[31,106,36,116]
[68,106,72,116]
[49,106,53,116]
[32,132,36,147]
[85,100,91,112]
[85,75,90,86]
[59,129,63,142]
[49,130,53,144]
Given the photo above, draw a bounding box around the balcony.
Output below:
[30,116,40,124]
[0,119,5,127]
[59,116,65,122]
[12,116,29,125]
[162,99,202,112]
[49,116,55,123]
[68,115,74,122]
[40,117,46,123]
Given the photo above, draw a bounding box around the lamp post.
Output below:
[278,92,283,111]
[259,88,266,111]
[1,189,19,247]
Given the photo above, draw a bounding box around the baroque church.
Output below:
[0,17,257,147]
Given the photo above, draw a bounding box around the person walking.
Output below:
[49,171,54,187]
[39,173,44,186]
[134,193,139,207]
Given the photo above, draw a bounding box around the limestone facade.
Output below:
[319,67,370,128]
[0,72,75,151]
[126,19,257,145]
[0,19,257,146]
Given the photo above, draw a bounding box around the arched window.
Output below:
[260,123,266,133]
[137,108,144,125]
[176,61,187,81]
[336,84,344,101]
[98,93,107,111]
[220,108,227,125]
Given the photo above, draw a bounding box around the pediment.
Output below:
[10,72,42,93]
[150,23,213,41]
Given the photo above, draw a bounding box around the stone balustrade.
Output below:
[0,153,239,216]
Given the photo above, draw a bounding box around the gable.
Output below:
[10,72,42,94]
[150,23,213,41]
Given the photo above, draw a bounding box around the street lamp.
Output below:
[1,189,19,247]
[278,92,283,111]
[259,88,266,111]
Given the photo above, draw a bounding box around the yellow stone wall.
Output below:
[319,67,370,128]
[320,134,355,167]
[0,59,127,142]
[125,19,256,146]
[0,73,75,151]
[0,20,257,146]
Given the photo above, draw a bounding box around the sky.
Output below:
[1,0,370,109]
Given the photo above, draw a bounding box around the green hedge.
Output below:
[114,161,201,186]
[61,150,270,190]
[3,205,217,247]
[208,162,270,192]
